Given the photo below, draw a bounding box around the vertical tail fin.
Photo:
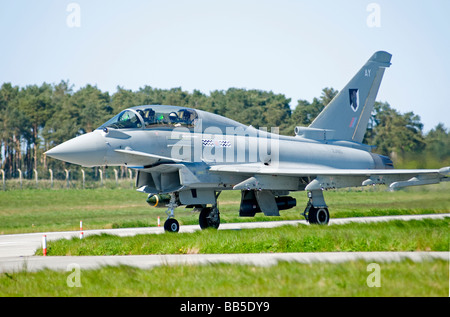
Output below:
[308,51,392,143]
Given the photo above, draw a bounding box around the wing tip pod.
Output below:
[438,166,450,176]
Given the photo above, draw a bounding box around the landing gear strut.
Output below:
[302,190,330,225]
[163,193,180,233]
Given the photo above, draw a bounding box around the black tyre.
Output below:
[164,218,180,233]
[308,207,330,225]
[199,207,220,230]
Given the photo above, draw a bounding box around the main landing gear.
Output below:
[302,189,330,225]
[199,191,221,230]
[160,190,330,232]
[199,205,220,229]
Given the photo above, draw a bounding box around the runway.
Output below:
[0,213,448,273]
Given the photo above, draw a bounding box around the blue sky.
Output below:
[1,0,449,132]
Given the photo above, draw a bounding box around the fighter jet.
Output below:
[46,51,450,232]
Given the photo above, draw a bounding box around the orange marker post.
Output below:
[42,235,47,256]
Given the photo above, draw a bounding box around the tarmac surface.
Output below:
[0,213,448,273]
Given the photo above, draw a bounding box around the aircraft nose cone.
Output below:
[45,130,107,166]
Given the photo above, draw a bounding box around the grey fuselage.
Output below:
[46,105,390,200]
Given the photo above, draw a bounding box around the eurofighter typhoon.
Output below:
[46,51,450,232]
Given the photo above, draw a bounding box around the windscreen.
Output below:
[99,110,143,129]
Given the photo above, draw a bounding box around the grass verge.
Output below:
[37,218,449,256]
[0,260,447,296]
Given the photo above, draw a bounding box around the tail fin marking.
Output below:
[307,51,392,144]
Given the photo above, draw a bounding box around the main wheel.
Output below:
[199,207,220,229]
[308,207,330,225]
[164,218,180,233]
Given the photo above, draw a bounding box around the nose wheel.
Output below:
[164,218,180,233]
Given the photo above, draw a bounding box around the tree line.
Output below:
[0,81,448,180]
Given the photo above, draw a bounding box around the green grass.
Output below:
[0,182,449,234]
[1,260,447,296]
[37,219,449,256]
[0,188,150,234]
[1,184,449,297]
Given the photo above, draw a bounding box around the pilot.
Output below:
[169,112,181,127]
[181,109,193,126]
[144,108,155,127]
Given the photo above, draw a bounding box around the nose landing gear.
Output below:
[163,193,180,233]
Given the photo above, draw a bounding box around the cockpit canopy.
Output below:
[98,105,247,132]
[99,105,198,130]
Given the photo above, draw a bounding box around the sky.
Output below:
[0,0,449,132]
